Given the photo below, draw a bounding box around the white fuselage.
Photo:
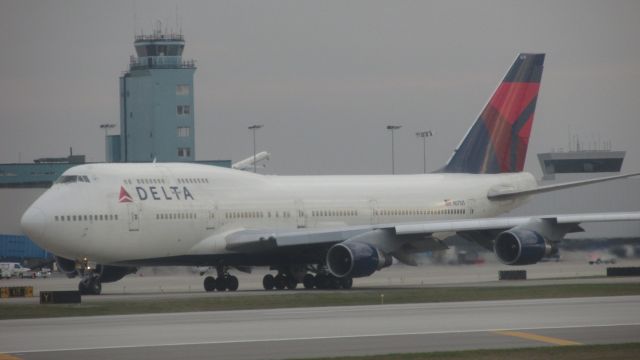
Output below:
[22,163,536,265]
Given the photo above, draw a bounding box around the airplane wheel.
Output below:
[263,274,275,290]
[274,274,286,290]
[204,276,216,292]
[315,274,329,289]
[286,277,298,290]
[340,277,353,290]
[78,281,88,294]
[303,274,315,289]
[216,276,228,291]
[328,276,341,289]
[227,276,239,291]
[90,280,102,295]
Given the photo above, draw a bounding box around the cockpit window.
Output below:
[55,175,90,184]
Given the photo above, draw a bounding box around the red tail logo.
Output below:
[444,53,545,174]
[119,186,133,203]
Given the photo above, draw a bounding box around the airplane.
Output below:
[21,53,640,295]
[232,151,271,171]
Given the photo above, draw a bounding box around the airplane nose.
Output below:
[21,206,47,241]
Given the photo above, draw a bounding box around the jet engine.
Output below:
[54,256,78,278]
[326,241,393,278]
[494,229,554,265]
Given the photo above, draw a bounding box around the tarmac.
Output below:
[1,253,639,359]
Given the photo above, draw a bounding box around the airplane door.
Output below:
[466,199,476,216]
[295,199,306,228]
[127,203,140,231]
[206,203,218,230]
[369,199,379,224]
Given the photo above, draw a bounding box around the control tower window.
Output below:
[178,147,191,157]
[176,85,190,96]
[145,45,157,56]
[167,45,181,56]
[177,105,191,115]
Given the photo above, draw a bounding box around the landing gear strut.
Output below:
[203,265,239,292]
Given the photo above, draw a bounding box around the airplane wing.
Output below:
[223,211,640,267]
[487,172,640,200]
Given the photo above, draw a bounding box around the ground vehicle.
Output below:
[588,253,617,265]
[0,262,32,278]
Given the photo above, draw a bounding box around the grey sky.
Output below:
[1,0,639,177]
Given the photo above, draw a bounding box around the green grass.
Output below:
[1,282,639,320]
[291,343,640,360]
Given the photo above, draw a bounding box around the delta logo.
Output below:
[119,185,194,203]
[119,186,133,203]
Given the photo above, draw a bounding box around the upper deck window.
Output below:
[55,175,90,184]
[55,175,78,184]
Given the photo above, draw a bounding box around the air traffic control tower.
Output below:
[114,28,196,162]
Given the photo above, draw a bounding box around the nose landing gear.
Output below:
[78,273,102,295]
[77,259,102,295]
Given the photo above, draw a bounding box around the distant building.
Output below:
[538,150,625,180]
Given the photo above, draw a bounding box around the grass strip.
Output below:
[1,282,639,320]
[291,342,640,360]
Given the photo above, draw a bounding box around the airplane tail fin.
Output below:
[443,53,545,174]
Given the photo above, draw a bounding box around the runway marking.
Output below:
[2,323,636,354]
[495,330,582,346]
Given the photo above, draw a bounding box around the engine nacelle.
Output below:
[96,264,137,283]
[54,256,78,278]
[326,242,393,278]
[494,229,553,265]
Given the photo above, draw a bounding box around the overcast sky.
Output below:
[1,0,639,177]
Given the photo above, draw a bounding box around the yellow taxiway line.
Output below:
[495,330,583,346]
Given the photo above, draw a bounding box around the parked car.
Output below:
[23,267,52,279]
[0,262,31,278]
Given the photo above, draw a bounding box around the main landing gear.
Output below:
[203,265,239,292]
[262,266,353,291]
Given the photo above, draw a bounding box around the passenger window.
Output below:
[55,175,79,184]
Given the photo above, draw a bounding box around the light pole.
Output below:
[386,125,402,174]
[416,130,433,173]
[99,124,115,162]
[248,125,263,173]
